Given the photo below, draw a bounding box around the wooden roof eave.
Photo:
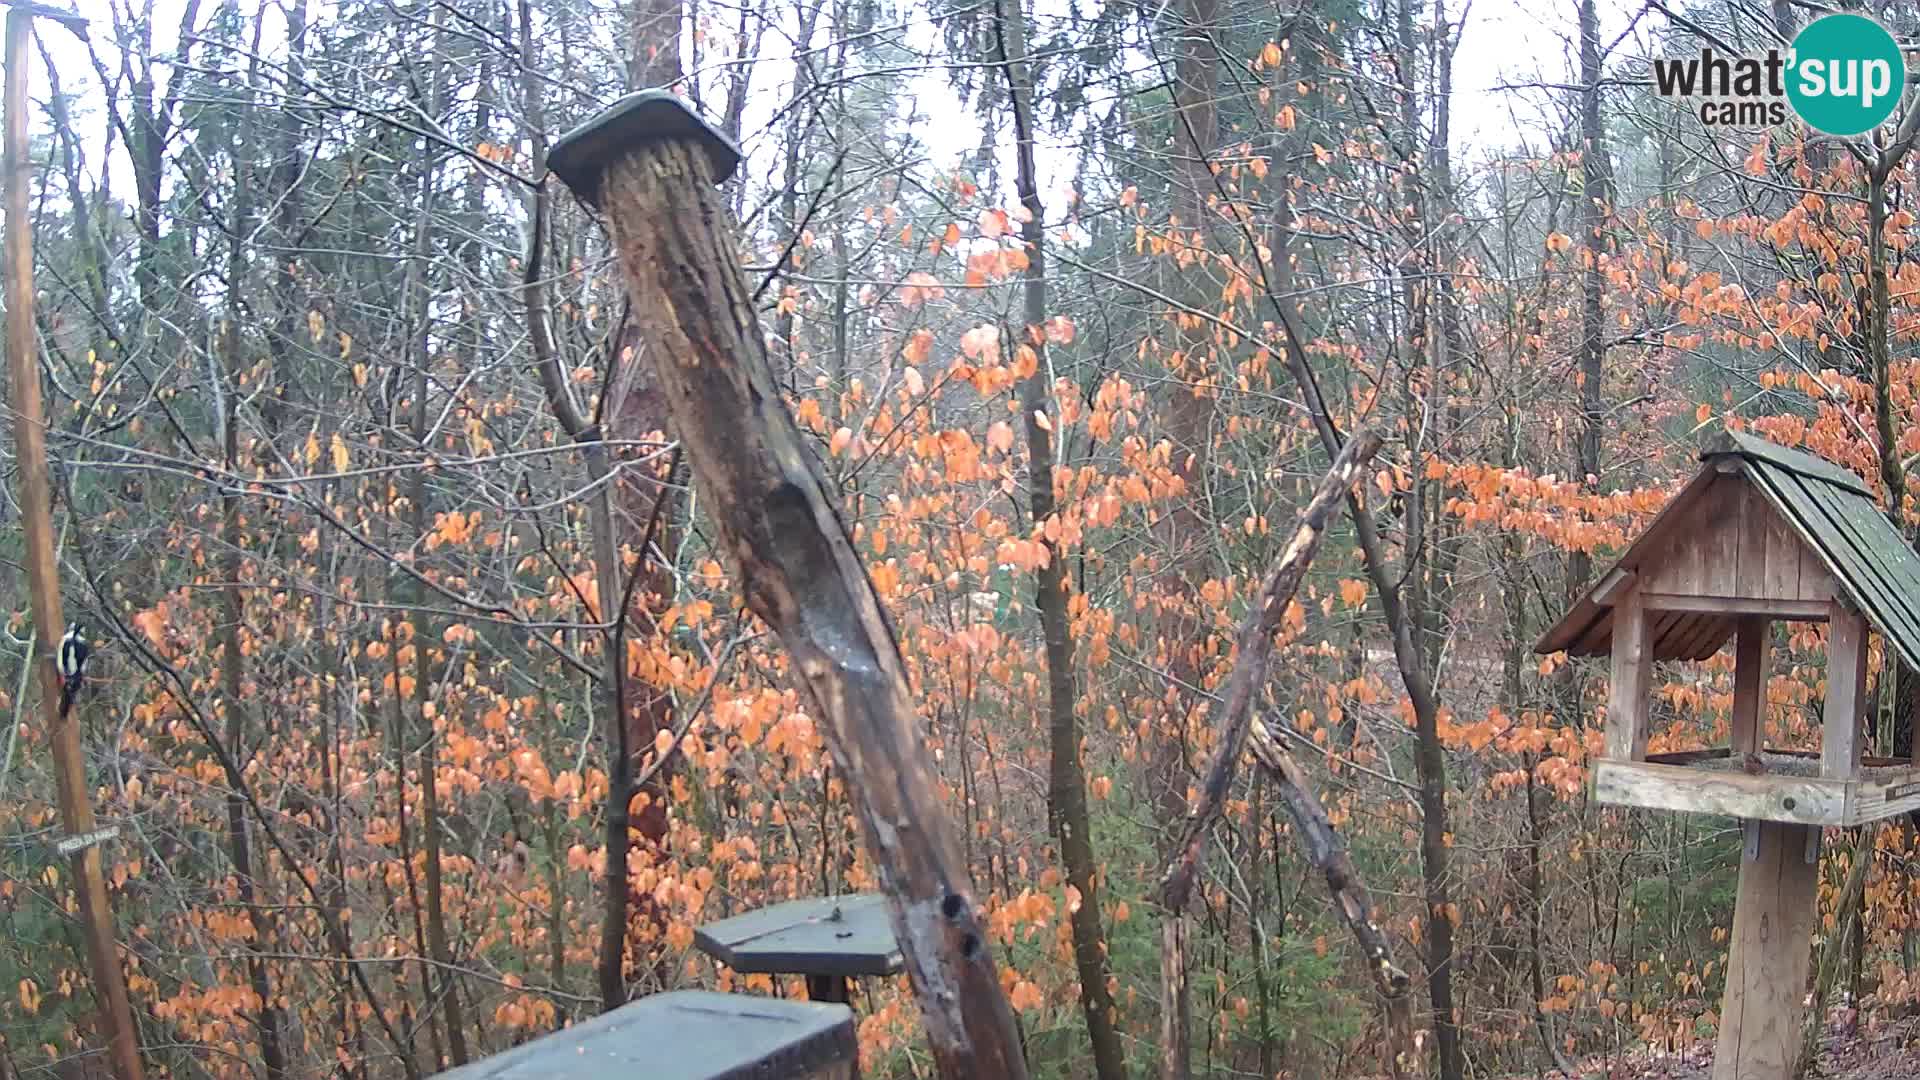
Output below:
[1533,465,1722,657]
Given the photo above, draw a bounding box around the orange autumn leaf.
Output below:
[960,324,1001,358]
[901,271,945,308]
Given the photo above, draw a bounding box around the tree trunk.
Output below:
[3,17,146,1079]
[216,26,286,1077]
[1567,0,1613,605]
[994,2,1126,1074]
[1159,1,1221,1069]
[628,0,682,89]
[521,0,681,1007]
[557,123,1030,1080]
[406,8,466,1062]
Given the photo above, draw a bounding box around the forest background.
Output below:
[2,0,1919,1076]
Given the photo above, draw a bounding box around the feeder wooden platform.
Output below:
[431,990,855,1080]
[1595,748,1920,827]
[694,893,902,1004]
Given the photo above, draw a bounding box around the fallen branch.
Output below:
[1155,430,1383,911]
[1151,430,1415,1075]
[1246,714,1413,1004]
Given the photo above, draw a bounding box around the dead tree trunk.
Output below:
[547,93,1029,1080]
[520,0,680,1008]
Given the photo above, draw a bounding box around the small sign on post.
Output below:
[54,825,119,857]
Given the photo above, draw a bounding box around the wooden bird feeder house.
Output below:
[1538,431,1920,1079]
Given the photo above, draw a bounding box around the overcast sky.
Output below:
[18,0,1648,226]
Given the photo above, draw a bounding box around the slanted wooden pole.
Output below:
[546,92,1028,1079]
[3,9,142,1080]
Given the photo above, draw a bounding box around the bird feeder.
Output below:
[1538,431,1920,1079]
[695,893,904,1004]
[432,990,856,1080]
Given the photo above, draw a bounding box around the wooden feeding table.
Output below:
[1538,432,1920,1080]
[432,990,856,1080]
[694,893,904,1004]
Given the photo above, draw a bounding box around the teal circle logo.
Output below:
[1787,14,1906,136]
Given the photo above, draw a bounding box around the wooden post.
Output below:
[545,92,1028,1079]
[1712,821,1820,1080]
[1730,616,1768,757]
[1605,593,1652,761]
[805,975,852,1005]
[1822,605,1867,780]
[2,9,143,1080]
[1713,609,1856,1079]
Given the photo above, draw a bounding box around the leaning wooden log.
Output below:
[1154,431,1382,910]
[546,91,1028,1079]
[1150,431,1414,1077]
[1244,716,1416,1067]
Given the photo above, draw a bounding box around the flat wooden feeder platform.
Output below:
[1537,432,1920,1080]
[694,893,902,1004]
[431,990,855,1080]
[1597,747,1920,827]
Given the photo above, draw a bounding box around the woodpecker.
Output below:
[57,623,88,716]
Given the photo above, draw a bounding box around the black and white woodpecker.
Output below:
[57,623,89,715]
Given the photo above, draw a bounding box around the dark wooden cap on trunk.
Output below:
[695,893,904,978]
[430,990,854,1080]
[547,90,741,207]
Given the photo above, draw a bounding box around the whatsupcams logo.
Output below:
[1651,14,1906,135]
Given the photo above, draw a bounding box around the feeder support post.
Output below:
[1604,593,1651,761]
[1712,821,1819,1080]
[546,92,1029,1079]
